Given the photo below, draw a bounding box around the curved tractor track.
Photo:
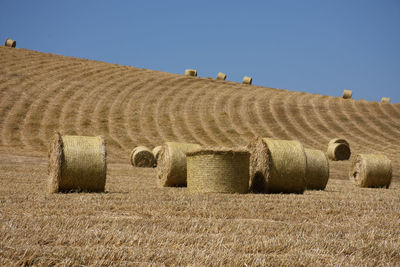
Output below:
[1,47,399,179]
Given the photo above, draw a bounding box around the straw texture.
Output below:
[328,138,349,148]
[327,143,351,161]
[216,72,227,80]
[342,90,352,99]
[349,154,392,188]
[247,137,306,194]
[186,149,249,194]
[5,38,16,48]
[242,76,252,85]
[304,148,329,190]
[157,142,201,187]
[48,132,107,193]
[152,146,162,162]
[381,97,390,103]
[185,69,197,77]
[130,146,156,167]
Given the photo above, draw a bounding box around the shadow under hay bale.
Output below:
[4,38,16,48]
[342,89,352,99]
[186,148,249,194]
[381,97,390,103]
[152,146,162,162]
[242,76,252,85]
[48,132,107,193]
[349,154,392,188]
[304,148,329,190]
[130,146,155,168]
[185,69,197,77]
[247,137,306,194]
[327,143,351,161]
[157,142,201,187]
[216,72,227,80]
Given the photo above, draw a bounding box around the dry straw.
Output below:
[216,72,227,80]
[152,146,162,162]
[342,89,352,99]
[185,69,197,77]
[381,97,390,103]
[48,132,107,193]
[327,141,351,161]
[130,146,156,168]
[157,142,201,187]
[186,148,249,194]
[4,38,16,48]
[349,154,392,188]
[242,76,252,85]
[247,137,306,194]
[328,138,349,148]
[304,148,329,190]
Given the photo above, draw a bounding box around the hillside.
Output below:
[0,46,399,266]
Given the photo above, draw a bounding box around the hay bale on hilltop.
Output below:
[130,146,156,168]
[247,137,306,194]
[157,142,201,187]
[216,72,227,80]
[381,97,390,103]
[242,76,252,85]
[349,154,392,188]
[185,69,197,77]
[304,148,329,190]
[186,148,249,194]
[4,38,16,48]
[327,138,351,161]
[48,132,107,193]
[342,90,352,99]
[152,146,162,162]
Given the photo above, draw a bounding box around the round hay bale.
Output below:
[4,38,16,48]
[328,138,349,148]
[304,148,329,190]
[242,76,252,85]
[130,146,156,168]
[186,148,249,194]
[48,132,107,193]
[185,69,197,77]
[381,97,390,103]
[342,89,352,99]
[157,142,201,187]
[349,154,392,188]
[152,145,162,162]
[216,72,227,80]
[246,137,306,194]
[327,143,351,161]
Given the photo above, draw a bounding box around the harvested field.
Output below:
[0,47,400,265]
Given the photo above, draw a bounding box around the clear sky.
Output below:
[1,1,399,103]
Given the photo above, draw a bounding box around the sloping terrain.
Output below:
[0,46,399,265]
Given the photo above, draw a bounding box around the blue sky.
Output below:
[1,0,399,103]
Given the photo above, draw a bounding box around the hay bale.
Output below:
[242,76,252,85]
[185,69,197,77]
[349,154,392,188]
[48,132,107,193]
[152,146,162,162]
[186,148,249,194]
[304,148,329,190]
[381,97,390,103]
[342,89,352,99]
[328,138,349,148]
[247,137,306,194]
[157,142,201,187]
[130,146,156,168]
[4,38,16,48]
[216,72,227,80]
[327,143,351,161]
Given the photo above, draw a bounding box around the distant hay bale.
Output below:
[48,132,107,193]
[247,137,306,194]
[242,76,252,85]
[152,146,162,162]
[327,143,351,161]
[216,72,227,80]
[328,138,349,148]
[349,154,392,188]
[186,148,249,194]
[342,90,352,99]
[381,97,390,103]
[4,38,16,48]
[304,148,329,190]
[185,69,197,77]
[130,146,156,168]
[157,142,201,187]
